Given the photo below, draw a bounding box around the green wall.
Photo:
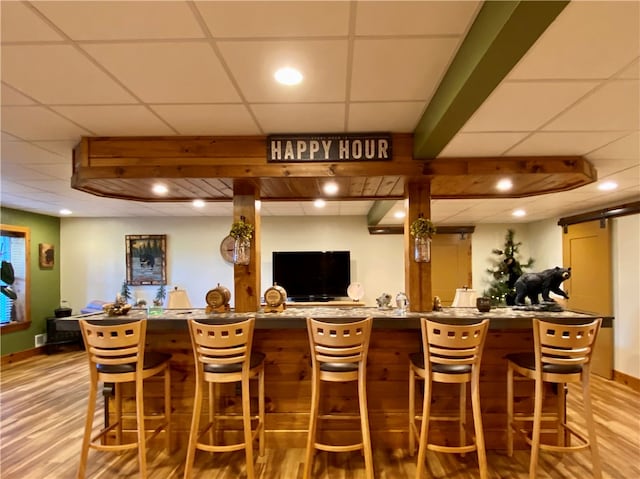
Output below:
[1,207,61,355]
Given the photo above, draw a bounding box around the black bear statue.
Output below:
[514,266,571,306]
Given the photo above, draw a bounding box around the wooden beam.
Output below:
[405,181,432,312]
[367,200,397,226]
[413,0,570,159]
[233,181,260,313]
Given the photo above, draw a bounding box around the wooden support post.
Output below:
[233,181,261,313]
[405,181,432,312]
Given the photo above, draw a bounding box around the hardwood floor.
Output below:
[1,350,638,478]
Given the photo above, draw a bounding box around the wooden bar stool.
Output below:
[183,318,265,479]
[304,316,374,479]
[78,319,172,479]
[409,318,489,479]
[506,318,602,478]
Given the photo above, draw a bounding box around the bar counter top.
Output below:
[56,305,610,331]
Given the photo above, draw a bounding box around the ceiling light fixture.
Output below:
[598,181,618,191]
[497,178,513,191]
[512,209,526,217]
[274,67,303,85]
[192,199,205,208]
[152,183,168,195]
[394,211,406,219]
[313,199,326,208]
[323,182,339,195]
[59,208,72,215]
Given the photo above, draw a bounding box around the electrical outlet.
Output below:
[34,334,47,348]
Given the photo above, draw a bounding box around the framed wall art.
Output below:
[1,224,30,331]
[125,234,167,286]
[39,243,55,268]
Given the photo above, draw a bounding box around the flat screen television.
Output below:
[272,251,351,302]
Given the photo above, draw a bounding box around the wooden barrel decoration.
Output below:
[205,283,231,312]
[264,283,287,311]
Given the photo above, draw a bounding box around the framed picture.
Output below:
[39,243,55,268]
[125,234,167,286]
[1,224,31,332]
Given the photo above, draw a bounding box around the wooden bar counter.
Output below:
[58,307,609,451]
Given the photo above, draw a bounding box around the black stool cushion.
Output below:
[203,351,266,374]
[319,362,360,373]
[96,352,172,374]
[505,352,583,374]
[409,352,472,374]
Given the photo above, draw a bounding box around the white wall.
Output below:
[60,213,640,378]
[612,214,640,378]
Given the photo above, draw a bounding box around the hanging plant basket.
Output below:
[229,216,254,265]
[410,216,436,263]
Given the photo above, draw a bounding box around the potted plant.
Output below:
[409,215,436,262]
[229,216,254,265]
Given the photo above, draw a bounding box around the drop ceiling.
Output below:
[1,1,638,226]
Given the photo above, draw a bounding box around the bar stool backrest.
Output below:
[533,318,602,372]
[80,319,145,370]
[188,318,255,373]
[422,319,489,369]
[307,317,373,367]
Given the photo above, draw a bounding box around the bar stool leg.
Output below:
[529,374,544,478]
[506,364,514,457]
[303,373,320,479]
[582,374,602,479]
[242,378,255,479]
[471,370,488,479]
[115,384,123,446]
[135,376,148,478]
[459,382,466,451]
[184,378,203,479]
[358,367,374,479]
[408,367,416,456]
[164,366,172,453]
[258,367,265,456]
[415,375,432,479]
[77,374,98,479]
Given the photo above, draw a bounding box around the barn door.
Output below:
[562,219,613,378]
[431,234,472,306]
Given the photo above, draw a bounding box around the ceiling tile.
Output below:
[350,38,459,101]
[543,80,640,131]
[151,104,261,135]
[509,0,640,80]
[1,45,137,104]
[1,106,93,140]
[588,132,639,162]
[461,81,599,131]
[51,105,176,136]
[348,102,425,133]
[617,58,640,79]
[82,42,241,103]
[0,1,64,42]
[218,39,347,102]
[33,1,204,40]
[439,132,530,157]
[1,84,36,106]
[507,131,629,156]
[355,0,480,36]
[1,140,66,165]
[252,103,345,134]
[30,140,78,157]
[196,1,350,37]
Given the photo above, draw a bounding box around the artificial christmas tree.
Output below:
[484,229,534,306]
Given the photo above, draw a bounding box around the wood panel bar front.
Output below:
[58,307,609,451]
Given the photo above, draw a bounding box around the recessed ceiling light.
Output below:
[394,211,406,219]
[512,209,526,217]
[255,200,262,210]
[598,181,618,191]
[274,67,303,85]
[497,179,513,191]
[59,208,72,215]
[192,199,205,208]
[323,181,338,195]
[152,183,168,195]
[314,199,326,208]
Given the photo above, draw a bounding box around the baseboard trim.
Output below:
[1,346,45,367]
[613,369,640,392]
